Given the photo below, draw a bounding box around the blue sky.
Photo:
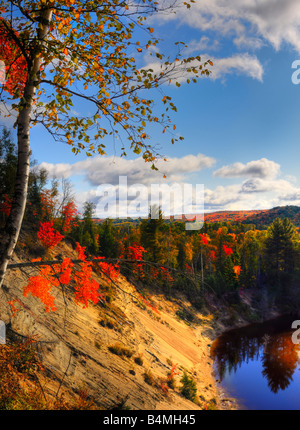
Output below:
[2,0,300,217]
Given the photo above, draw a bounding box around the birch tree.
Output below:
[0,0,212,287]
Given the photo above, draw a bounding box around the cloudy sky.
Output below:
[3,0,300,218]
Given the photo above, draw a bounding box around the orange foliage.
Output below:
[185,242,193,262]
[233,265,241,278]
[40,189,58,221]
[61,201,78,232]
[186,264,193,273]
[73,262,100,308]
[21,238,123,313]
[0,194,12,216]
[7,299,20,318]
[228,233,236,241]
[0,337,45,409]
[223,245,233,257]
[160,266,174,284]
[167,363,179,385]
[128,243,147,276]
[199,233,210,245]
[73,243,103,308]
[23,260,58,312]
[149,265,160,280]
[59,257,73,285]
[0,18,28,96]
[37,221,64,249]
[94,257,120,282]
[76,242,86,261]
[204,209,263,223]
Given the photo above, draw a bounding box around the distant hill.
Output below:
[240,205,300,227]
[204,205,300,227]
[90,205,300,228]
[203,210,265,224]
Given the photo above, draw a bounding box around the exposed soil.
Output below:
[0,240,238,410]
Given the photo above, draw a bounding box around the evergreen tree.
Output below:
[264,218,296,292]
[0,128,17,200]
[240,232,260,289]
[180,372,197,402]
[74,201,98,254]
[98,220,117,259]
[26,166,48,226]
[140,205,164,263]
[0,128,47,228]
[177,238,187,271]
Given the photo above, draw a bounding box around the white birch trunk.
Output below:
[0,8,53,288]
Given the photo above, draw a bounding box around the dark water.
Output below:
[211,315,300,410]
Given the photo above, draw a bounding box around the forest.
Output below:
[1,127,300,319]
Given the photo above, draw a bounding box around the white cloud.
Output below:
[0,102,17,127]
[205,184,242,207]
[204,183,273,210]
[240,178,294,194]
[161,0,300,54]
[207,157,297,210]
[143,52,263,84]
[210,53,263,81]
[184,36,220,55]
[204,177,298,211]
[40,153,216,187]
[213,158,280,179]
[40,153,215,217]
[41,154,300,215]
[285,175,297,183]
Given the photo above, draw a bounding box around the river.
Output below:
[211,315,300,410]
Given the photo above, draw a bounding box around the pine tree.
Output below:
[140,205,164,263]
[98,220,117,259]
[0,128,17,205]
[177,239,187,271]
[264,218,296,292]
[74,201,98,254]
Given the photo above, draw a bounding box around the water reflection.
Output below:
[211,316,300,394]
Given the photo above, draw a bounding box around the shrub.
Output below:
[99,316,116,330]
[176,307,195,324]
[134,354,143,366]
[159,380,169,397]
[37,221,64,249]
[53,387,96,410]
[0,337,98,410]
[180,371,197,402]
[143,370,155,386]
[167,364,178,389]
[108,343,133,358]
[0,338,45,410]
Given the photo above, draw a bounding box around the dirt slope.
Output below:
[0,241,237,410]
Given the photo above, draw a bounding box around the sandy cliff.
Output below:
[0,241,237,410]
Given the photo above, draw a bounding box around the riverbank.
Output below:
[203,287,295,410]
[211,312,300,410]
